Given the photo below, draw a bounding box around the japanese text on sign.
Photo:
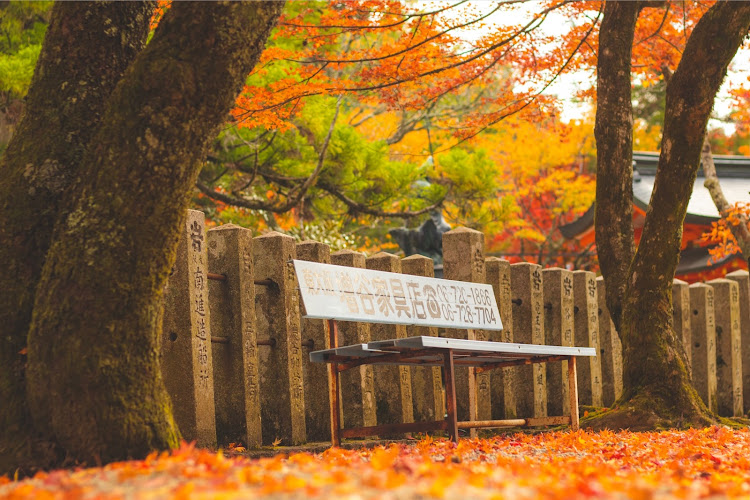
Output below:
[293,260,503,330]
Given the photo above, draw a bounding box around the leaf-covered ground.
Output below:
[2,427,750,499]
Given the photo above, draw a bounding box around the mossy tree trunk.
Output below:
[593,1,750,428]
[0,1,155,474]
[1,1,284,474]
[593,1,639,333]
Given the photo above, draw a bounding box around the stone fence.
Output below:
[160,210,750,448]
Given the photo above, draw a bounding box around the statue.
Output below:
[388,158,450,263]
[389,210,451,264]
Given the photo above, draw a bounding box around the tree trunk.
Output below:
[593,1,639,332]
[592,1,750,429]
[701,138,750,267]
[0,2,154,475]
[0,1,284,472]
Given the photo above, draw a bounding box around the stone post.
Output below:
[573,271,602,407]
[511,262,546,418]
[296,241,332,442]
[330,250,377,429]
[672,279,692,375]
[366,252,414,426]
[707,278,743,417]
[206,224,261,448]
[485,257,516,419]
[253,232,306,445]
[726,270,750,415]
[161,209,217,447]
[689,283,718,414]
[543,268,575,416]
[596,277,623,407]
[443,227,486,422]
[402,255,444,422]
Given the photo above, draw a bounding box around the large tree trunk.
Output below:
[593,1,639,332]
[0,2,155,474]
[23,0,284,466]
[1,1,284,472]
[593,1,750,429]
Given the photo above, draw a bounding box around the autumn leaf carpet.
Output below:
[2,427,750,499]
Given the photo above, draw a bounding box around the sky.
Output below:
[441,0,750,131]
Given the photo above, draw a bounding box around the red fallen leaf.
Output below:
[709,454,723,466]
[393,457,419,474]
[18,348,27,355]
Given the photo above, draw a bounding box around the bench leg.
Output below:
[328,319,341,446]
[567,356,579,431]
[469,367,478,439]
[443,350,459,443]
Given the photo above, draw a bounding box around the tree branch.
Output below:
[701,138,750,260]
[317,180,449,219]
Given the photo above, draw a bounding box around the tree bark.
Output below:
[593,1,640,332]
[0,2,155,475]
[701,138,750,266]
[23,0,284,466]
[593,1,750,428]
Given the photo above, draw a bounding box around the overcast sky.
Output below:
[444,1,750,130]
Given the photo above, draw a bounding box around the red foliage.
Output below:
[3,428,750,498]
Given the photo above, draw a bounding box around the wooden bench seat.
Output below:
[311,335,595,444]
[294,259,597,445]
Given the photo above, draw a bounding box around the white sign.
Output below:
[293,260,503,331]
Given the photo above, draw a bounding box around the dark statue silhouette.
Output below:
[389,211,450,264]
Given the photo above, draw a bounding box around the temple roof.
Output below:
[632,151,750,223]
[674,246,742,276]
[558,151,750,280]
[561,151,750,237]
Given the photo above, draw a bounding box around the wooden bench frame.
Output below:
[296,259,596,445]
[313,328,595,445]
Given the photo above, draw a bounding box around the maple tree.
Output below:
[593,0,750,430]
[624,3,750,276]
[0,1,284,475]
[701,201,750,265]
[728,83,750,156]
[194,1,599,260]
[477,115,596,268]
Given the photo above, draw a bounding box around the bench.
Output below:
[294,259,596,445]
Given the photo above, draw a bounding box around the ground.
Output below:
[2,427,750,499]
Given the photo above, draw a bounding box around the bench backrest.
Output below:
[293,260,502,331]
